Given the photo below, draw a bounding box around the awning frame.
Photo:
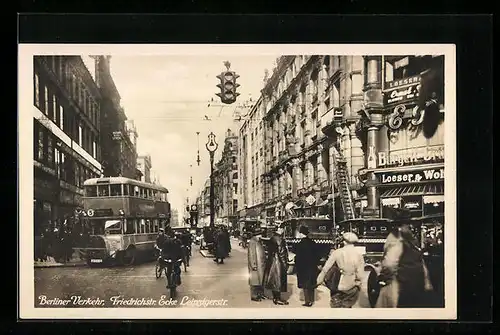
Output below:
[380,183,444,198]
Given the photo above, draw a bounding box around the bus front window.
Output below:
[110,184,121,196]
[98,185,109,197]
[85,186,97,197]
[104,220,122,235]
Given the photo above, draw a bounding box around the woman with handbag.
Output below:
[262,227,289,305]
[316,232,365,308]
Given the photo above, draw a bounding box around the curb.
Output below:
[34,261,88,268]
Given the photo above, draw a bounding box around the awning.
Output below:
[380,183,444,198]
[423,195,445,204]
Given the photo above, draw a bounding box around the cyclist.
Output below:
[156,228,183,290]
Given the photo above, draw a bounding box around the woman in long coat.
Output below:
[295,225,320,306]
[263,227,289,305]
[376,224,433,308]
[247,232,267,301]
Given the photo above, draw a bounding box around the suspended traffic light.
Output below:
[216,71,240,104]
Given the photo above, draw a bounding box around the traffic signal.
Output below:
[189,205,199,227]
[216,71,240,104]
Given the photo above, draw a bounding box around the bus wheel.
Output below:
[120,247,136,266]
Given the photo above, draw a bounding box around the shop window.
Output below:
[37,127,45,162]
[110,184,121,196]
[34,73,40,107]
[85,185,97,197]
[44,86,49,115]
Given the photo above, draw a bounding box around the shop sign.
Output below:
[385,75,421,90]
[379,168,444,185]
[384,79,420,107]
[378,145,444,167]
[403,198,422,210]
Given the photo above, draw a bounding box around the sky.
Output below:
[88,55,279,214]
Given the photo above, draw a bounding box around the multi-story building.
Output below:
[94,56,139,179]
[213,129,239,226]
[237,96,267,218]
[33,56,102,235]
[199,178,211,226]
[137,154,152,183]
[350,55,445,219]
[170,209,179,228]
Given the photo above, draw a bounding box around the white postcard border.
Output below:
[18,43,457,320]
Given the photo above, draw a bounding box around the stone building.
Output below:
[33,56,103,234]
[137,154,152,183]
[213,129,239,227]
[94,56,138,179]
[237,96,267,218]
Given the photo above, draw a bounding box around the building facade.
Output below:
[137,154,152,183]
[95,56,139,179]
[33,56,102,235]
[170,209,179,228]
[352,55,445,219]
[213,129,239,226]
[259,55,361,221]
[240,54,445,224]
[237,96,267,218]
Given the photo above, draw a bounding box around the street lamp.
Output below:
[206,132,218,228]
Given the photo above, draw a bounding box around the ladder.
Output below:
[333,151,356,220]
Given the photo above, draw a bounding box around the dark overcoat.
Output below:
[263,234,288,292]
[215,230,230,259]
[295,237,320,289]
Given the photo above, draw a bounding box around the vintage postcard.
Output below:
[18,44,456,319]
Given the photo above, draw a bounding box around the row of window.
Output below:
[91,218,166,236]
[34,68,100,161]
[84,184,168,202]
[34,120,98,186]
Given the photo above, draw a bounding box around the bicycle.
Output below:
[164,258,183,298]
[155,254,168,279]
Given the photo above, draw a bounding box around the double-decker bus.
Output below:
[76,177,171,267]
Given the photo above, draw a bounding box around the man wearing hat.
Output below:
[247,230,267,301]
[295,225,320,307]
[316,232,365,308]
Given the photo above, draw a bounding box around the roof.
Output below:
[83,177,169,193]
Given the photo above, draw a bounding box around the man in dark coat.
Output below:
[263,227,289,305]
[295,225,320,307]
[213,227,230,264]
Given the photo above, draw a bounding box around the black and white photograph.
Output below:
[19,44,456,319]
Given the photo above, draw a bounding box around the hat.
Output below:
[299,225,309,236]
[159,228,165,232]
[342,232,359,244]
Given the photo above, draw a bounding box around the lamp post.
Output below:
[206,132,218,228]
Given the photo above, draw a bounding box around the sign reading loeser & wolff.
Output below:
[379,168,444,185]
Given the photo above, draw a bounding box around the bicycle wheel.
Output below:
[155,264,162,279]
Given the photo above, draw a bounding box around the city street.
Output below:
[34,239,371,308]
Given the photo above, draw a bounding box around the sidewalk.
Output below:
[34,251,87,268]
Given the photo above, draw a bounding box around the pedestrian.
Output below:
[316,232,364,308]
[263,226,289,305]
[295,225,320,307]
[247,231,267,301]
[375,224,433,308]
[213,227,230,264]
